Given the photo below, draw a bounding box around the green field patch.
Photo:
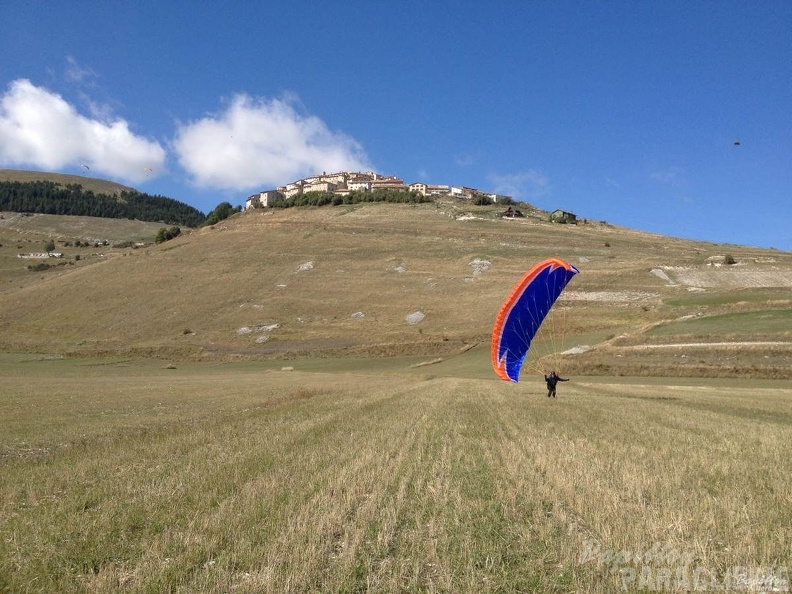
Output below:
[664,288,791,308]
[647,309,792,337]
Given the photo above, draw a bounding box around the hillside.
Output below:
[0,200,789,377]
[0,211,175,292]
[0,169,206,226]
[0,169,136,196]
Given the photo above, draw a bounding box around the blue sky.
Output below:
[2,1,790,249]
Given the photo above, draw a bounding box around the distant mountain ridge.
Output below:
[0,169,205,227]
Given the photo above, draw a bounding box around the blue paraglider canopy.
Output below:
[491,257,579,382]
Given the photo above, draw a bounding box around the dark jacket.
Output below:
[545,373,568,388]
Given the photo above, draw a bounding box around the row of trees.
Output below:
[0,181,206,227]
[0,181,455,232]
[266,188,434,208]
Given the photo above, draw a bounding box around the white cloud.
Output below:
[455,153,477,167]
[173,93,372,191]
[0,79,165,183]
[488,170,550,200]
[650,167,685,187]
[63,57,118,123]
[65,56,96,84]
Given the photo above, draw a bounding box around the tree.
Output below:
[204,201,240,226]
[155,226,181,244]
[44,238,56,252]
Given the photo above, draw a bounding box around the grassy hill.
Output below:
[0,199,789,377]
[0,168,136,196]
[0,169,206,226]
[0,211,172,292]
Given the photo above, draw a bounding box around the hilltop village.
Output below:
[244,171,512,209]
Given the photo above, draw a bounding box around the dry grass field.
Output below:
[0,199,790,592]
[1,355,790,593]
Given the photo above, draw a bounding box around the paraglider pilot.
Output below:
[544,371,568,398]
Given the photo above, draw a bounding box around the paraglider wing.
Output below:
[491,257,579,382]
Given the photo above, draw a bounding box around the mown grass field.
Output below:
[2,355,790,593]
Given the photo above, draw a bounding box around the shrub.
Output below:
[155,226,181,244]
[27,262,51,272]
